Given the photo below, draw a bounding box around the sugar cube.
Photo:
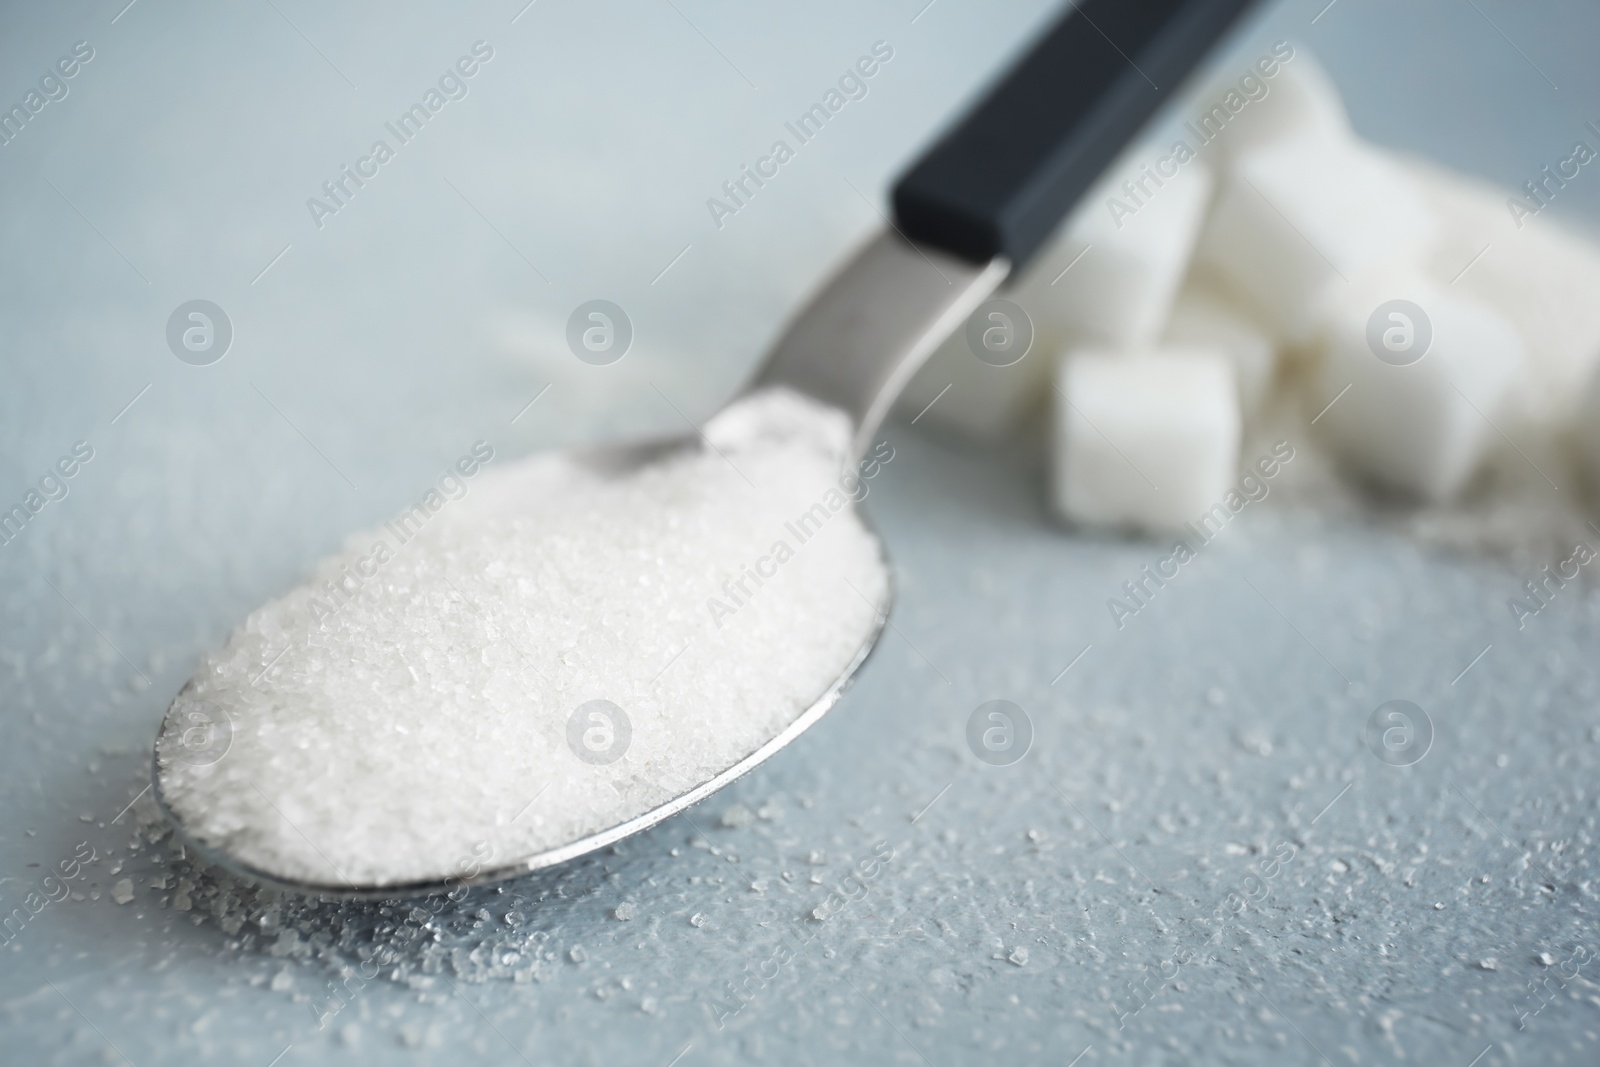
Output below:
[1401,154,1600,427]
[1201,49,1352,165]
[1306,270,1525,501]
[1022,160,1215,351]
[1195,133,1436,344]
[1161,273,1278,414]
[1052,348,1241,532]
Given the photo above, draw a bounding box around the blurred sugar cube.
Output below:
[1161,275,1278,414]
[1052,348,1240,532]
[1307,272,1525,501]
[1403,155,1600,427]
[1201,49,1352,165]
[1196,134,1435,344]
[1019,160,1214,351]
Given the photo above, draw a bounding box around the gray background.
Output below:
[4,0,1600,1064]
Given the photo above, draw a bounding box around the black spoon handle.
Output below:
[892,0,1259,267]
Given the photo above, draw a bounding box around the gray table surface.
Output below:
[4,1,1600,1064]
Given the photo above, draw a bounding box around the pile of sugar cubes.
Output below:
[899,41,1600,544]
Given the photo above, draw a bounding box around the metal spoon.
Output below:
[152,0,1257,897]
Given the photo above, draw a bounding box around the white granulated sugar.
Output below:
[157,388,888,888]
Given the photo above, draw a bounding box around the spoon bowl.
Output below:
[151,581,889,900]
